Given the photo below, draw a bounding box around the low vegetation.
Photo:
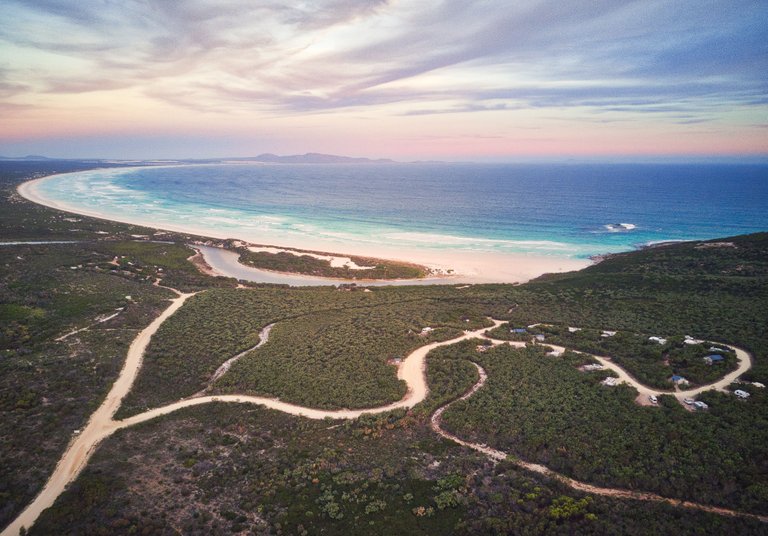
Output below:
[0,241,179,529]
[121,286,492,415]
[0,162,237,527]
[438,343,768,515]
[488,322,739,388]
[2,161,767,534]
[30,404,767,536]
[236,245,428,280]
[506,233,768,386]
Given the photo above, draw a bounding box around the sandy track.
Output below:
[2,300,761,534]
[128,321,505,423]
[537,341,752,402]
[55,309,124,342]
[2,290,195,536]
[191,323,276,397]
[430,362,768,524]
[1,312,502,536]
[209,324,275,384]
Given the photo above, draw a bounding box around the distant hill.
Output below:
[0,153,429,164]
[243,153,396,164]
[0,155,56,161]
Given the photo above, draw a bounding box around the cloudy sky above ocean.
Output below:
[1,1,766,160]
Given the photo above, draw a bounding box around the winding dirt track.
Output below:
[493,339,752,404]
[1,305,502,536]
[55,309,124,342]
[431,362,768,524]
[192,323,276,397]
[2,289,196,536]
[2,292,763,534]
[541,342,753,402]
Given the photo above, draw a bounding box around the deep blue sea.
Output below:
[36,163,768,259]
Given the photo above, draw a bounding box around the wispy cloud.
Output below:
[0,0,766,157]
[403,103,514,117]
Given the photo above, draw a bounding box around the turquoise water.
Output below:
[36,163,768,258]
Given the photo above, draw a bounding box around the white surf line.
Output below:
[2,290,196,536]
[430,362,768,524]
[55,309,124,342]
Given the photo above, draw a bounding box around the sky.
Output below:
[0,0,766,161]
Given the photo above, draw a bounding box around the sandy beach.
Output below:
[17,174,591,284]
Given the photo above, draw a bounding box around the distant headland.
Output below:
[0,153,447,165]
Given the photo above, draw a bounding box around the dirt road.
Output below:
[2,291,195,536]
[430,362,768,524]
[537,341,752,402]
[3,305,760,535]
[1,313,502,535]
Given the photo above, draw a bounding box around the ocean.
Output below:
[35,162,768,259]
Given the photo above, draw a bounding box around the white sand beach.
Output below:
[17,175,591,284]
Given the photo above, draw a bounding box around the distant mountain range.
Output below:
[0,153,448,164]
[0,155,56,161]
[241,153,396,164]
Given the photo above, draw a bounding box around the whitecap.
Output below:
[603,223,637,232]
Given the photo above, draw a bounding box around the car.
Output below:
[683,398,694,405]
[648,395,658,404]
[694,401,709,410]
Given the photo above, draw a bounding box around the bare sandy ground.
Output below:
[192,323,276,397]
[55,309,124,342]
[247,246,376,270]
[122,320,506,424]
[186,249,218,277]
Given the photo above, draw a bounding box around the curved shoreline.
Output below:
[16,172,592,285]
[5,171,764,532]
[16,175,459,287]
